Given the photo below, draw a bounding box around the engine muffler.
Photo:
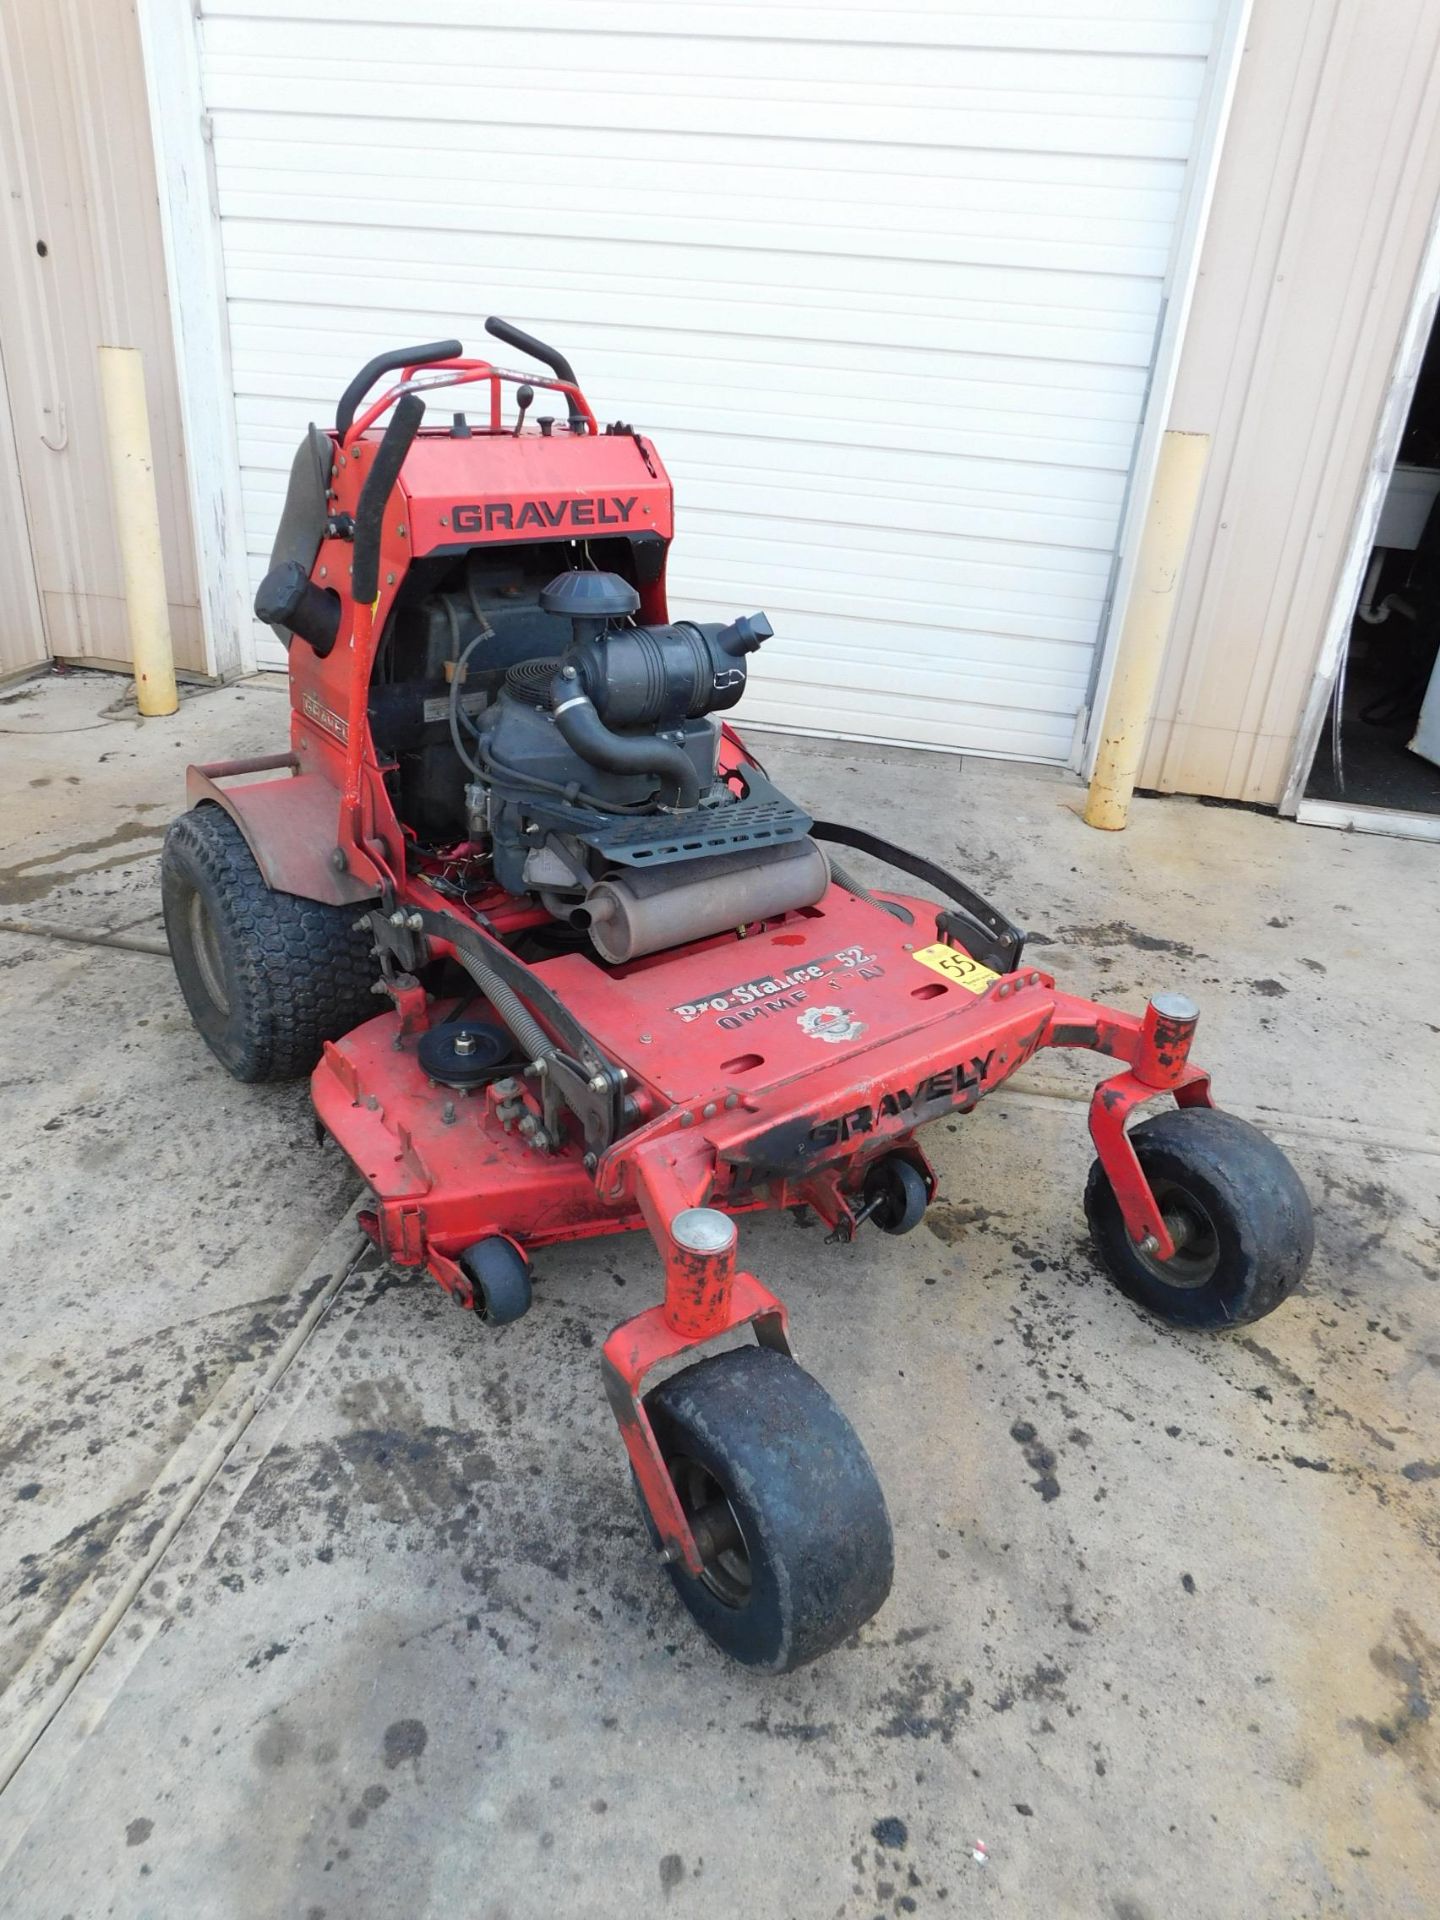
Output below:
[581,839,829,964]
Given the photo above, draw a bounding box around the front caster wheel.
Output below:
[457,1236,532,1324]
[642,1345,893,1671]
[1085,1107,1313,1329]
[863,1155,929,1234]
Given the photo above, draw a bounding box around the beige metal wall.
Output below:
[0,330,47,678]
[0,0,204,672]
[1137,0,1440,803]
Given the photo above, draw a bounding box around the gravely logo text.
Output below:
[300,689,348,743]
[451,496,637,534]
[802,1020,1048,1152]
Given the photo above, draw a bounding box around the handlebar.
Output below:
[483,316,586,433]
[335,340,460,439]
[352,392,425,604]
[334,318,592,446]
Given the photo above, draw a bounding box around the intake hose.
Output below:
[548,669,701,809]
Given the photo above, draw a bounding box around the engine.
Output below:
[255,346,833,973]
[461,570,828,960]
[360,546,828,964]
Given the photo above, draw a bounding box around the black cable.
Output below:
[447,643,488,781]
[444,601,492,738]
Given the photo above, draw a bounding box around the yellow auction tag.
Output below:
[911,942,1000,995]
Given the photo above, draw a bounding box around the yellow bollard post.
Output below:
[1084,429,1209,831]
[98,345,179,717]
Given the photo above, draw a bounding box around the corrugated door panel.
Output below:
[200,0,1219,758]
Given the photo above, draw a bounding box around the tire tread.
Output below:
[645,1345,893,1670]
[1085,1106,1313,1329]
[162,804,377,1081]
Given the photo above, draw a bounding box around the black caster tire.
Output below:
[1085,1107,1313,1330]
[863,1155,929,1235]
[642,1344,893,1671]
[161,804,378,1082]
[458,1236,532,1324]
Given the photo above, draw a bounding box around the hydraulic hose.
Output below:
[549,674,701,809]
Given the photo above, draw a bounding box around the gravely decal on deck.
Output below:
[736,1018,1051,1173]
[803,1019,1050,1152]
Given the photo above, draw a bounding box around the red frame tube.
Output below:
[341,358,598,450]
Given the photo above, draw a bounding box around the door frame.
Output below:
[0,321,50,677]
[1277,191,1440,819]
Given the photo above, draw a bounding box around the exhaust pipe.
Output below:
[583,840,830,963]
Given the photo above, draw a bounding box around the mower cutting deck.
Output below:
[162,322,1314,1671]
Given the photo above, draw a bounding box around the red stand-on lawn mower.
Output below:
[163,321,1314,1671]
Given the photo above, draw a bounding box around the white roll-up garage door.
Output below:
[199,1,1221,762]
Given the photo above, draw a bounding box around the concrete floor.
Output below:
[0,668,1437,1920]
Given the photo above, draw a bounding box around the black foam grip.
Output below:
[351,393,424,605]
[335,340,460,439]
[484,316,586,431]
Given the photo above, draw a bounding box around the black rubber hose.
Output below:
[485,316,586,433]
[549,674,700,808]
[335,339,461,439]
[352,393,425,605]
[809,819,1023,964]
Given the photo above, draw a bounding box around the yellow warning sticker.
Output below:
[911,943,1000,995]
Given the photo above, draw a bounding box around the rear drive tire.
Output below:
[1085,1106,1313,1329]
[642,1345,893,1671]
[161,803,378,1082]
